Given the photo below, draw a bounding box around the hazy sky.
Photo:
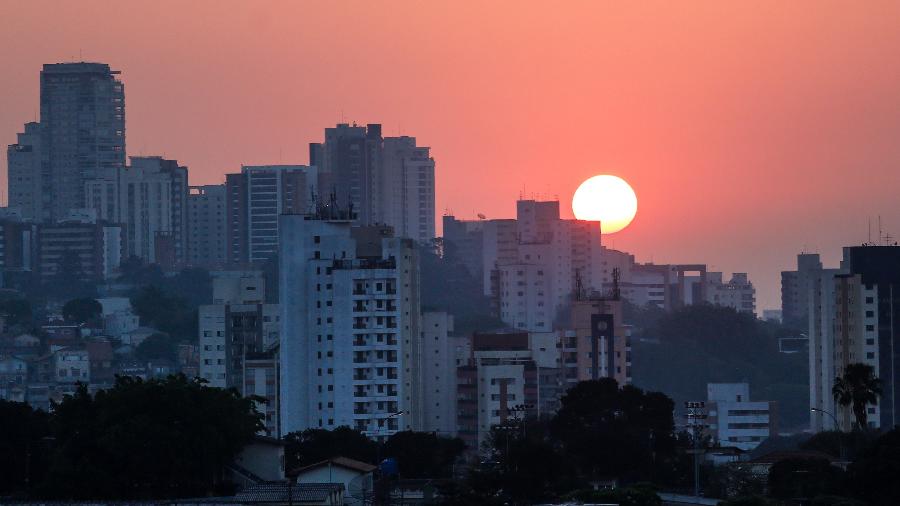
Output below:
[3,1,900,311]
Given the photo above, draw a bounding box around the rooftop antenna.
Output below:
[868,218,872,245]
[879,215,884,245]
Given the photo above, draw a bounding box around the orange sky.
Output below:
[4,1,900,311]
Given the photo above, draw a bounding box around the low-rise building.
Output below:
[54,348,90,384]
[707,383,776,451]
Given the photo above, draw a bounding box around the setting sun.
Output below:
[572,175,638,234]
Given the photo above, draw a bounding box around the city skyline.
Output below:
[5,2,900,311]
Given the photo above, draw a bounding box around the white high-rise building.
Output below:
[381,137,436,245]
[198,271,278,390]
[496,200,602,331]
[420,311,459,436]
[279,214,422,438]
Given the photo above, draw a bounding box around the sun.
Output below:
[572,175,638,234]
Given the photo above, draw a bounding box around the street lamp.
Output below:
[810,408,845,460]
[810,407,840,430]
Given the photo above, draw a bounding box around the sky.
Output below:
[3,1,900,311]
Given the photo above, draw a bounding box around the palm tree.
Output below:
[833,363,882,430]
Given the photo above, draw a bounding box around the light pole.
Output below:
[810,407,840,430]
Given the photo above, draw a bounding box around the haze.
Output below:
[3,0,900,310]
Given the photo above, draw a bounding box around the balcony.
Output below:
[353,323,367,330]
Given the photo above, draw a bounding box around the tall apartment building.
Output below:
[187,184,227,268]
[310,123,382,226]
[559,296,631,386]
[808,266,844,431]
[381,137,436,244]
[311,124,437,243]
[420,311,460,436]
[7,122,42,221]
[36,213,122,280]
[707,383,776,451]
[455,331,560,449]
[781,253,825,326]
[39,63,125,223]
[226,165,319,265]
[120,156,188,266]
[808,246,900,431]
[838,246,900,429]
[278,214,422,438]
[198,271,279,391]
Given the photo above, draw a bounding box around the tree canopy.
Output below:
[62,297,102,324]
[629,304,809,429]
[38,375,262,499]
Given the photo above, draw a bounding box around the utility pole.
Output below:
[685,401,708,498]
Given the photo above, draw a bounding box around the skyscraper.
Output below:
[381,136,436,244]
[310,123,382,225]
[39,63,125,223]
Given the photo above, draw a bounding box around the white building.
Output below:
[707,383,775,451]
[495,200,603,331]
[705,272,756,314]
[54,348,90,384]
[381,137,436,245]
[198,271,278,390]
[279,215,422,438]
[97,297,140,338]
[420,311,459,436]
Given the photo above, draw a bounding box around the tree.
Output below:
[0,298,33,327]
[833,363,882,430]
[62,298,102,324]
[381,431,465,479]
[550,378,676,483]
[283,427,378,472]
[479,419,579,504]
[767,457,847,501]
[0,400,51,496]
[39,375,262,500]
[134,333,177,361]
[130,285,197,340]
[848,428,900,505]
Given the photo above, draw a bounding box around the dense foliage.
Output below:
[628,303,809,429]
[420,240,504,334]
[442,379,689,505]
[283,427,465,480]
[61,297,102,324]
[1,375,262,500]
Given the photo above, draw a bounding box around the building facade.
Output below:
[39,62,125,223]
[7,122,42,222]
[707,383,776,451]
[226,165,319,265]
[279,215,421,438]
[187,184,227,268]
[380,136,436,244]
[120,156,188,266]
